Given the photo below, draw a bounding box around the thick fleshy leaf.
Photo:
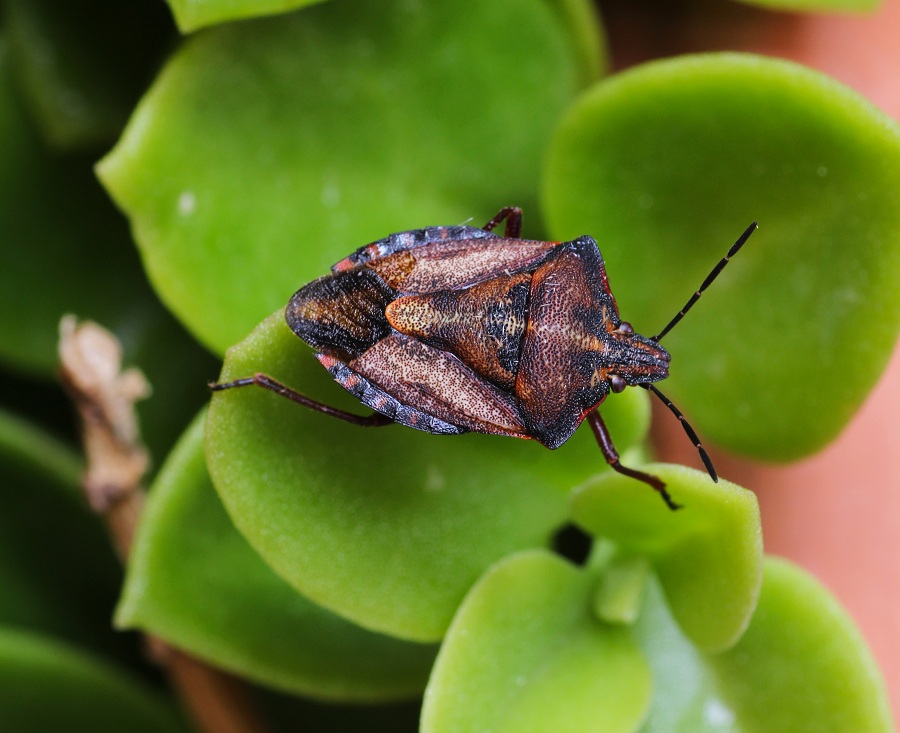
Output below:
[168,0,328,33]
[3,0,173,149]
[421,549,651,733]
[0,408,135,664]
[543,53,900,461]
[206,313,650,642]
[0,627,187,733]
[570,463,762,652]
[710,556,894,732]
[0,38,218,460]
[0,406,81,489]
[119,410,437,701]
[0,40,139,374]
[98,0,603,354]
[633,559,893,733]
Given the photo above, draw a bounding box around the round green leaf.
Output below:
[168,0,328,33]
[570,463,762,652]
[0,39,141,374]
[543,53,900,460]
[98,0,601,355]
[710,556,894,733]
[4,0,173,149]
[632,559,893,733]
[592,549,652,626]
[0,36,218,460]
[0,405,81,489]
[120,409,437,701]
[206,313,650,641]
[421,549,651,733]
[0,408,134,663]
[0,627,187,733]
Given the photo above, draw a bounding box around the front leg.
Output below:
[586,409,681,511]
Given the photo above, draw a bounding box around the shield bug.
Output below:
[212,208,756,509]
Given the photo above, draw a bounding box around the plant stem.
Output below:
[58,316,271,733]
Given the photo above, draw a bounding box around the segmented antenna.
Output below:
[652,222,758,342]
[641,383,717,483]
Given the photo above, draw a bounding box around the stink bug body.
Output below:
[213,208,756,509]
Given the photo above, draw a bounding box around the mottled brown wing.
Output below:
[349,334,528,438]
[516,236,619,449]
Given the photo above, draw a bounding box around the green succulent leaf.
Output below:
[0,37,218,460]
[0,408,135,664]
[206,313,650,642]
[167,0,329,33]
[0,405,81,489]
[98,0,603,355]
[3,0,173,149]
[119,409,437,701]
[634,558,894,733]
[570,464,762,652]
[543,53,900,461]
[421,549,651,733]
[0,39,143,375]
[591,550,652,626]
[0,627,187,733]
[711,556,894,732]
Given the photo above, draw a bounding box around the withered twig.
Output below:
[59,316,271,733]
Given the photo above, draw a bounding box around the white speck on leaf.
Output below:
[178,191,196,216]
[321,183,341,208]
[425,464,446,492]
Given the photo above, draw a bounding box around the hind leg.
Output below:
[210,373,393,427]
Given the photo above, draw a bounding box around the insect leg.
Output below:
[210,373,393,427]
[586,410,681,511]
[482,207,523,239]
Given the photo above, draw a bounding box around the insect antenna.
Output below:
[641,383,717,483]
[651,222,758,342]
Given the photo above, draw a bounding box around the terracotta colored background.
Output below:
[605,0,900,718]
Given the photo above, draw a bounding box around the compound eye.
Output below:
[617,321,634,335]
[609,374,627,393]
